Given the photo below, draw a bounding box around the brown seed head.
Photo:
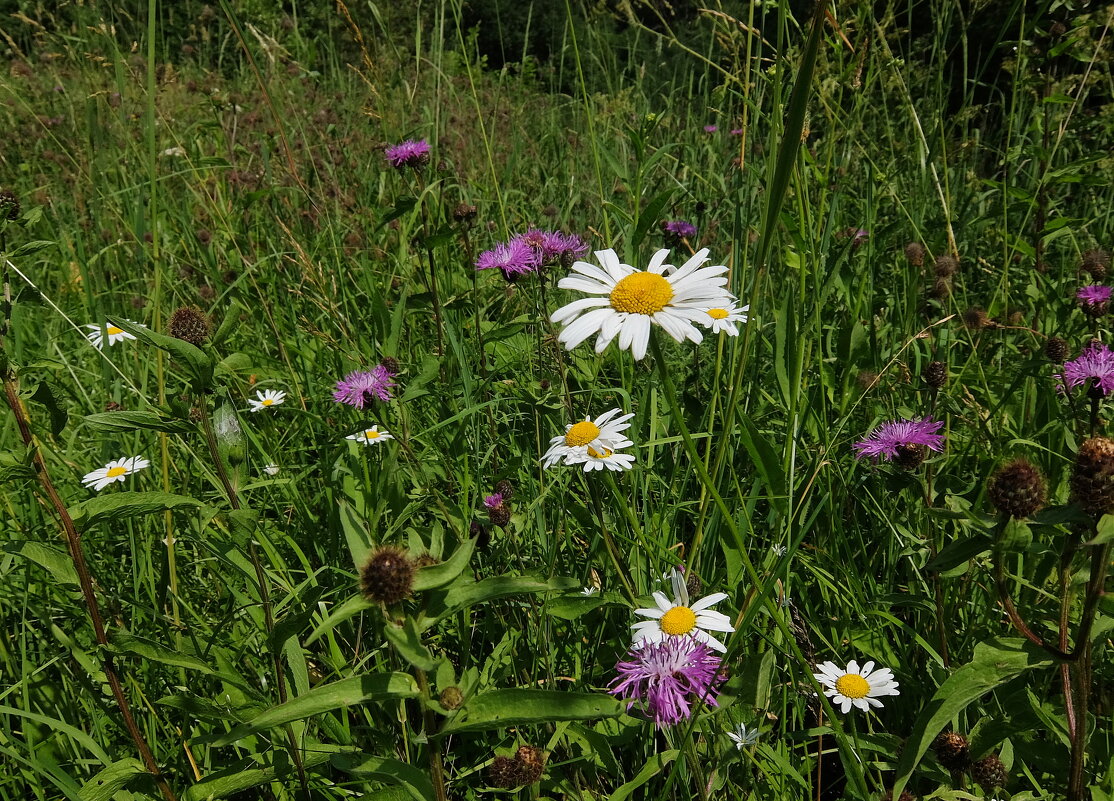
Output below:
[1082,249,1110,280]
[489,503,511,528]
[0,189,20,221]
[494,478,514,500]
[487,756,520,789]
[988,459,1047,519]
[1045,336,1069,362]
[933,254,958,278]
[439,686,463,710]
[452,203,477,224]
[932,731,971,772]
[359,546,415,604]
[904,242,926,267]
[514,746,546,784]
[168,306,211,346]
[971,754,1007,790]
[928,277,952,299]
[1071,437,1114,518]
[962,307,989,330]
[923,361,947,389]
[380,356,400,375]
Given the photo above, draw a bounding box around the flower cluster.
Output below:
[475,228,588,277]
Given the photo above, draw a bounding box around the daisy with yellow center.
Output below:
[813,659,900,714]
[631,570,735,652]
[541,408,635,468]
[247,389,286,412]
[549,248,736,360]
[84,321,140,350]
[346,425,394,446]
[81,456,150,491]
[700,302,749,336]
[569,441,636,473]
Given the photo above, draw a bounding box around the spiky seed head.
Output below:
[932,731,971,772]
[685,570,703,599]
[414,552,439,569]
[929,277,952,299]
[487,756,520,789]
[1071,437,1114,518]
[988,459,1047,519]
[903,242,926,267]
[893,443,928,470]
[933,254,959,277]
[489,503,511,528]
[962,307,989,330]
[359,546,415,604]
[494,478,514,500]
[1082,249,1110,280]
[0,189,20,221]
[923,361,947,389]
[1045,336,1069,362]
[514,746,546,784]
[971,754,1007,790]
[856,370,880,392]
[452,203,477,224]
[168,306,211,346]
[379,356,400,375]
[439,686,463,710]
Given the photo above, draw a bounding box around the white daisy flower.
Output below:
[81,456,150,491]
[262,464,280,476]
[346,425,393,445]
[700,302,749,336]
[813,659,900,714]
[84,321,140,350]
[580,586,599,596]
[631,569,735,652]
[727,723,759,749]
[567,440,636,472]
[541,408,634,468]
[549,248,736,360]
[771,544,788,557]
[247,389,286,412]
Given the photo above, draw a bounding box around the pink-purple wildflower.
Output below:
[483,493,505,509]
[609,637,725,727]
[661,219,697,246]
[852,417,945,461]
[384,139,430,169]
[474,239,539,276]
[515,228,588,266]
[1077,284,1112,311]
[1063,342,1114,396]
[333,364,397,409]
[703,125,718,133]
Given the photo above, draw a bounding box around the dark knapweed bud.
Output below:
[105,401,123,412]
[489,503,511,528]
[971,754,1007,790]
[487,756,520,789]
[904,241,926,267]
[1045,336,1069,362]
[1082,249,1110,280]
[380,356,400,375]
[684,570,702,599]
[168,306,211,346]
[932,731,971,772]
[923,361,947,389]
[962,307,989,330]
[514,746,546,785]
[439,686,463,710]
[928,277,952,299]
[0,189,20,221]
[196,228,212,246]
[933,254,958,278]
[893,443,928,471]
[880,791,917,801]
[988,459,1046,519]
[1070,437,1114,518]
[452,203,477,225]
[470,520,490,548]
[359,546,415,605]
[414,553,439,569]
[494,479,514,500]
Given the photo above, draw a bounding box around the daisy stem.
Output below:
[584,475,636,603]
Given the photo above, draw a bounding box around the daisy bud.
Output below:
[0,189,20,221]
[439,686,463,710]
[359,546,415,605]
[971,754,1007,790]
[1082,248,1110,280]
[1070,437,1114,518]
[933,254,958,277]
[168,306,211,346]
[1045,336,1069,362]
[514,746,546,784]
[923,361,947,389]
[903,241,926,267]
[932,731,971,772]
[987,459,1046,519]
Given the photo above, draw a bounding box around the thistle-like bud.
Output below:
[880,791,917,801]
[928,277,952,299]
[1082,248,1110,280]
[494,478,514,500]
[1045,336,1069,362]
[439,686,463,710]
[903,242,926,267]
[0,189,20,221]
[514,746,546,785]
[380,356,400,375]
[932,731,971,772]
[359,546,415,605]
[168,306,211,346]
[452,203,477,225]
[489,503,511,528]
[988,459,1046,519]
[684,570,702,599]
[487,756,520,789]
[923,361,947,389]
[962,307,989,330]
[933,254,958,278]
[971,754,1007,790]
[1070,437,1114,518]
[414,552,439,569]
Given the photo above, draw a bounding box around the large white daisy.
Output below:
[549,248,735,360]
[247,389,286,412]
[82,456,150,491]
[813,659,900,714]
[567,440,635,472]
[631,569,735,652]
[84,321,140,350]
[700,302,749,336]
[541,408,634,468]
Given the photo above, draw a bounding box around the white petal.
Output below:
[695,613,735,632]
[558,308,613,349]
[694,630,727,652]
[568,260,618,286]
[555,276,614,295]
[669,248,711,281]
[595,249,630,282]
[691,592,727,611]
[647,249,671,274]
[839,698,852,714]
[651,591,673,612]
[633,607,665,619]
[629,315,651,360]
[846,660,860,676]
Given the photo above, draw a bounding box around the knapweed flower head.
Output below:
[852,417,945,467]
[1062,342,1114,396]
[84,320,140,349]
[541,408,635,470]
[333,364,397,409]
[813,659,900,714]
[703,124,718,133]
[483,493,504,509]
[550,248,735,361]
[384,139,430,169]
[82,456,150,491]
[661,219,697,245]
[247,389,286,412]
[632,569,735,652]
[701,302,749,336]
[514,228,588,267]
[1077,284,1111,313]
[474,238,539,277]
[610,637,725,727]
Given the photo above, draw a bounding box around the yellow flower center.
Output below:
[660,606,697,635]
[262,398,273,406]
[106,326,123,335]
[707,308,729,320]
[565,420,601,447]
[365,430,380,439]
[834,673,870,699]
[609,272,674,315]
[587,446,613,459]
[105,466,128,478]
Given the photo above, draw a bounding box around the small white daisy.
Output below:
[771,544,788,557]
[813,659,900,714]
[84,321,140,350]
[580,586,599,596]
[727,723,759,749]
[631,569,735,652]
[262,464,280,476]
[567,441,636,472]
[549,248,736,360]
[81,456,150,491]
[247,389,286,412]
[346,426,394,446]
[700,302,749,336]
[541,408,634,468]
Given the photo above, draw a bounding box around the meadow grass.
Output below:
[1,1,1113,799]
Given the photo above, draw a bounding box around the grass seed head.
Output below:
[360,546,415,605]
[1070,437,1114,518]
[988,458,1047,519]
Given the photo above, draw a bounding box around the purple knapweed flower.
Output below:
[852,417,945,461]
[333,364,397,409]
[730,128,744,135]
[483,493,505,509]
[609,637,725,728]
[514,228,588,266]
[474,238,539,276]
[384,139,430,169]
[1077,284,1112,312]
[703,125,718,133]
[1063,342,1114,396]
[661,219,697,245]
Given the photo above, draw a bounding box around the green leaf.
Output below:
[439,689,623,735]
[70,492,204,530]
[383,618,439,671]
[631,189,675,249]
[891,637,1055,798]
[208,672,419,746]
[110,633,213,674]
[330,754,436,801]
[422,575,579,628]
[78,757,147,801]
[737,414,787,514]
[545,593,612,620]
[29,381,68,435]
[412,538,475,591]
[609,751,678,801]
[8,239,56,258]
[305,594,374,645]
[83,410,193,435]
[112,319,213,391]
[2,540,79,584]
[182,744,348,801]
[998,519,1033,553]
[1088,514,1114,546]
[926,534,992,572]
